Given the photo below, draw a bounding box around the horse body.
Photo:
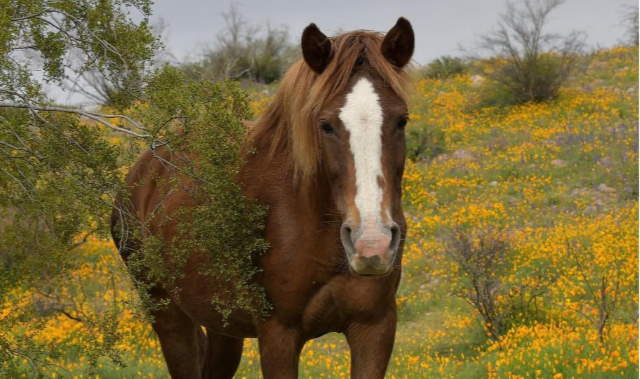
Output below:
[113,18,414,379]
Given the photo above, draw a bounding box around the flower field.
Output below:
[0,46,637,378]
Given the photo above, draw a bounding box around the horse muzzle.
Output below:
[340,219,401,276]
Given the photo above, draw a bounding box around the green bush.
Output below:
[481,51,584,107]
[125,67,270,320]
[180,5,296,84]
[406,122,446,161]
[477,0,586,106]
[422,56,467,79]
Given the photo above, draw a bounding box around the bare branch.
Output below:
[0,103,150,138]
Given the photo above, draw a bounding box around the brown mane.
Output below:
[249,30,410,187]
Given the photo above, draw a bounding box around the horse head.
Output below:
[301,18,414,276]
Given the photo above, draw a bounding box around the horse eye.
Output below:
[320,121,334,134]
[397,116,408,130]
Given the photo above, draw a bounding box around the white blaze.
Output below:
[339,77,384,223]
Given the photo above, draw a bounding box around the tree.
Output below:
[180,4,297,84]
[0,0,158,371]
[621,4,638,46]
[476,0,586,105]
[63,17,174,108]
[2,0,158,108]
[1,3,268,374]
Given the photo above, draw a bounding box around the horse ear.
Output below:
[301,23,332,74]
[381,17,414,68]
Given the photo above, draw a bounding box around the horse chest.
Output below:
[297,274,399,336]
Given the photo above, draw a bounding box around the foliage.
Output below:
[404,75,462,161]
[1,0,157,109]
[405,120,446,161]
[622,4,639,46]
[0,0,155,294]
[0,66,270,374]
[180,4,297,84]
[476,0,586,106]
[0,109,121,283]
[1,0,271,372]
[0,29,637,379]
[0,0,158,371]
[422,56,468,79]
[123,66,270,321]
[440,229,551,341]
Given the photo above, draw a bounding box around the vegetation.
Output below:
[0,1,637,377]
[422,56,467,79]
[623,4,639,46]
[1,44,635,377]
[1,0,157,109]
[180,4,297,84]
[475,0,586,106]
[123,67,270,320]
[0,0,156,370]
[1,1,268,373]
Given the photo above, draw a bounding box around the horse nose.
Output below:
[340,221,401,276]
[353,230,392,258]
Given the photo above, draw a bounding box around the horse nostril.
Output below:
[390,224,399,238]
[341,224,352,238]
[340,223,355,254]
[389,222,401,251]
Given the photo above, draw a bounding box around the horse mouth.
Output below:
[347,265,394,278]
[344,251,395,277]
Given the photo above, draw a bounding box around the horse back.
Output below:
[110,146,192,260]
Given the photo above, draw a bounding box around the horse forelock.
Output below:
[250,30,410,190]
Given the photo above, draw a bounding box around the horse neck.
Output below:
[241,147,337,230]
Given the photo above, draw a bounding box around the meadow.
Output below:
[0,46,637,378]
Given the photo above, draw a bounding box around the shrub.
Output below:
[622,4,639,46]
[476,0,586,105]
[422,56,467,79]
[180,4,297,84]
[405,122,446,161]
[124,67,270,320]
[441,229,551,340]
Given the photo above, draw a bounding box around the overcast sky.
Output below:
[152,0,634,64]
[49,0,635,104]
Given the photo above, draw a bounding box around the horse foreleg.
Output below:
[150,292,207,379]
[201,331,244,379]
[257,320,302,379]
[345,309,397,379]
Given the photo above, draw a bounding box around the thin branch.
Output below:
[55,308,84,323]
[0,103,150,138]
[10,11,47,22]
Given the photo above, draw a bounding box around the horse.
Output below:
[111,17,414,379]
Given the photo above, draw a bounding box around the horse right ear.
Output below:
[301,23,332,74]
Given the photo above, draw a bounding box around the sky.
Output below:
[49,0,635,104]
[152,0,635,65]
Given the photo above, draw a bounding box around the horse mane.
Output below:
[249,30,410,188]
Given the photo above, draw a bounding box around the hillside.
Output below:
[1,46,637,378]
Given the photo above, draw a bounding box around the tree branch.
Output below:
[0,103,150,138]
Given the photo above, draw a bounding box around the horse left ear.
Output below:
[381,17,414,68]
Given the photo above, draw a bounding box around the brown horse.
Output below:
[112,18,414,379]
